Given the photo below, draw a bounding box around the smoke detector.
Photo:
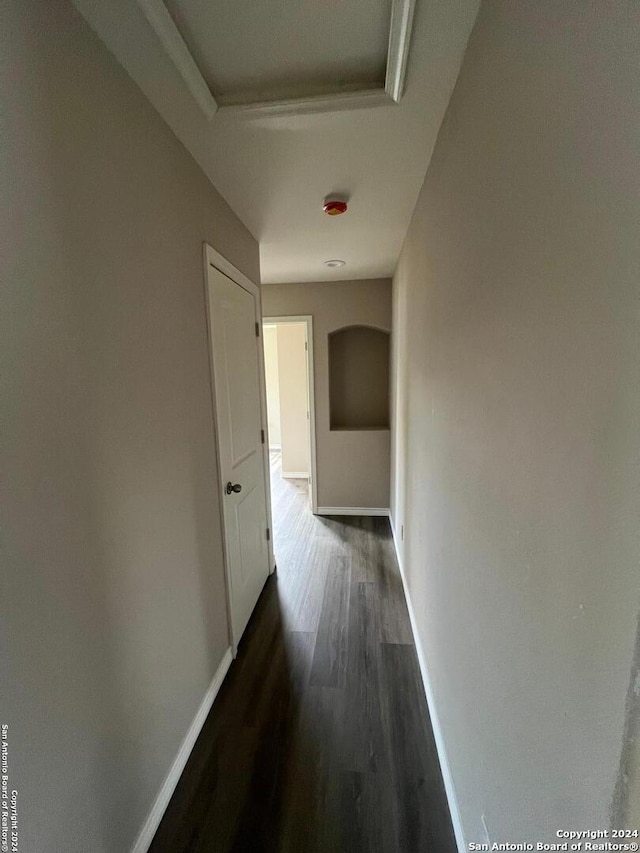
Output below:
[323,197,348,216]
[324,259,346,268]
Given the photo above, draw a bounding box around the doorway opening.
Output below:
[262,316,318,516]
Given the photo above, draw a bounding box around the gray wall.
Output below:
[391,0,640,844]
[262,280,391,509]
[2,1,259,850]
[329,326,390,430]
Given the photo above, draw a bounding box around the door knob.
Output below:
[225,482,242,495]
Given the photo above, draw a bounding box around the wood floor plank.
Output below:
[380,642,457,853]
[343,581,383,774]
[374,537,414,644]
[277,683,354,853]
[309,555,351,687]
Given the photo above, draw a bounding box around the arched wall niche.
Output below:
[328,324,390,430]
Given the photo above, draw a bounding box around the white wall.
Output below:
[263,325,282,448]
[276,323,309,477]
[391,0,640,845]
[2,1,259,850]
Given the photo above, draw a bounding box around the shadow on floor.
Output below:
[150,461,456,853]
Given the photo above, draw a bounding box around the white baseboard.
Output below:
[316,506,390,517]
[281,471,309,479]
[389,520,466,853]
[131,647,233,853]
[268,444,281,451]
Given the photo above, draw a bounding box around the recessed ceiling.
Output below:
[72,0,480,283]
[163,0,391,105]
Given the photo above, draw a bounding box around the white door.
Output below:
[206,263,270,645]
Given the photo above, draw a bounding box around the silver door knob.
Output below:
[225,482,242,495]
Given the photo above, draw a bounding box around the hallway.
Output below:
[149,453,456,852]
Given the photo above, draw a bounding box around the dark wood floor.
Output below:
[149,452,456,853]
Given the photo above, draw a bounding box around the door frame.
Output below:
[202,243,275,654]
[263,315,318,515]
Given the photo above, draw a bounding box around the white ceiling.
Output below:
[163,0,391,104]
[73,0,480,283]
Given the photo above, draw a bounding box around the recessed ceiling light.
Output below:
[325,259,346,268]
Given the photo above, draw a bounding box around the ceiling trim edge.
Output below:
[385,0,416,102]
[217,88,393,120]
[134,0,416,121]
[136,0,219,119]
